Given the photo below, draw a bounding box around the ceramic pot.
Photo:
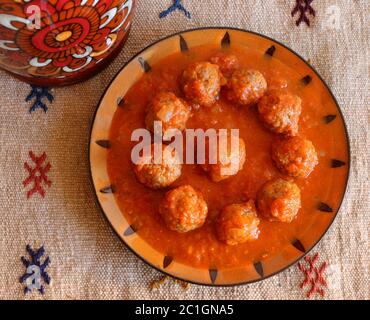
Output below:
[0,0,136,86]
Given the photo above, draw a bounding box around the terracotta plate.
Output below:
[89,28,350,286]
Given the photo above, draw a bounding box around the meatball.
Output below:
[257,178,301,223]
[202,136,246,182]
[272,136,318,178]
[226,69,267,106]
[216,200,260,245]
[258,91,302,136]
[181,62,223,107]
[133,144,181,189]
[210,53,239,78]
[145,91,191,134]
[159,185,208,233]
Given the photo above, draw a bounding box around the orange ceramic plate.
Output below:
[89,28,350,286]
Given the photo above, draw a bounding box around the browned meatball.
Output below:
[272,136,318,178]
[159,185,208,233]
[258,91,302,136]
[133,144,181,189]
[257,178,301,223]
[210,53,239,78]
[202,136,246,182]
[181,62,223,107]
[216,200,260,245]
[145,91,191,134]
[226,69,267,106]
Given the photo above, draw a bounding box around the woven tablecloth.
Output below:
[0,0,369,300]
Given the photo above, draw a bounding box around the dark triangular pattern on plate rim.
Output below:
[96,140,111,149]
[301,75,312,85]
[100,185,115,194]
[124,225,136,236]
[292,239,306,253]
[179,35,189,52]
[318,202,333,213]
[265,45,276,57]
[117,96,125,107]
[253,261,264,278]
[221,32,231,48]
[209,269,218,284]
[138,57,151,73]
[323,114,337,124]
[163,256,173,269]
[331,159,346,168]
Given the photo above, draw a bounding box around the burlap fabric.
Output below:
[0,0,368,300]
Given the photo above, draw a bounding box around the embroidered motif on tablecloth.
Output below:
[160,0,191,19]
[298,253,328,298]
[26,85,54,113]
[20,245,51,294]
[292,0,316,26]
[150,275,189,290]
[23,151,52,199]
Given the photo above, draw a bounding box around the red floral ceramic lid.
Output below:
[0,0,136,85]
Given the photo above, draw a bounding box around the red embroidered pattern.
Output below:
[298,253,328,298]
[23,151,51,199]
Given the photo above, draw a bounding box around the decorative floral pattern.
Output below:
[0,0,134,79]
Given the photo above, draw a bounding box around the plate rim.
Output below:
[88,26,351,287]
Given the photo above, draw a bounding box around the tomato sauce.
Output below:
[107,44,349,269]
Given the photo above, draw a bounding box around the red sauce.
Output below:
[107,44,349,269]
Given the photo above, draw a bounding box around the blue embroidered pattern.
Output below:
[20,245,51,294]
[160,0,191,19]
[26,85,54,113]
